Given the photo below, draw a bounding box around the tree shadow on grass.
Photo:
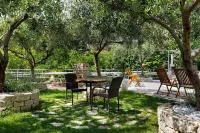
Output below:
[0,89,169,133]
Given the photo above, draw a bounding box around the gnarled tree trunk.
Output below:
[180,0,200,110]
[0,14,28,92]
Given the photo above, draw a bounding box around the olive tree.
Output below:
[0,0,66,91]
[9,0,67,76]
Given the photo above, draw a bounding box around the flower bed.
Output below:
[158,103,200,133]
[0,89,39,112]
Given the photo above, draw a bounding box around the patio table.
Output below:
[76,76,106,110]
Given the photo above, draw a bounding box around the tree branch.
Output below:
[185,0,200,14]
[2,14,28,63]
[10,14,29,30]
[9,49,29,60]
[36,48,54,65]
[144,16,183,52]
[96,40,108,55]
[97,37,104,51]
[180,0,186,12]
[26,48,35,65]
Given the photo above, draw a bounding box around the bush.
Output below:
[143,73,149,78]
[4,77,42,92]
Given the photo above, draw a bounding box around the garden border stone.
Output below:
[0,89,39,112]
[158,103,200,133]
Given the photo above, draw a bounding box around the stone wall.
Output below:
[0,89,40,112]
[158,103,200,133]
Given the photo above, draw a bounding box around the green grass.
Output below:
[0,90,171,133]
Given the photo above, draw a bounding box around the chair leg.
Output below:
[86,90,88,102]
[108,99,110,113]
[176,86,181,97]
[65,89,67,103]
[103,97,106,108]
[72,91,73,105]
[157,84,162,94]
[184,87,187,96]
[117,96,119,110]
[166,86,171,96]
[91,95,93,110]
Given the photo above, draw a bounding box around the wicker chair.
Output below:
[91,77,123,112]
[156,68,178,95]
[64,73,88,105]
[173,68,194,97]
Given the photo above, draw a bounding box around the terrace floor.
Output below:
[127,80,187,103]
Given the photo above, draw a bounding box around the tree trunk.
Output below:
[141,64,144,77]
[0,14,28,91]
[182,58,200,110]
[30,65,35,78]
[94,53,101,76]
[0,67,5,92]
[181,6,200,110]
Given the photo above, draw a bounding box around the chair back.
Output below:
[174,68,193,86]
[156,68,171,85]
[108,77,123,99]
[64,73,78,89]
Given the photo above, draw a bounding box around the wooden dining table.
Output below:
[76,76,106,110]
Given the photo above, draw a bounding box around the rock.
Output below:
[158,103,200,133]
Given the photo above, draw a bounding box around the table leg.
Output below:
[90,83,93,110]
[85,83,88,102]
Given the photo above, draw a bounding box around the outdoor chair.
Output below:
[174,68,194,97]
[91,77,123,112]
[64,73,88,105]
[156,68,178,95]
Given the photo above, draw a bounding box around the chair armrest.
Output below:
[93,86,107,94]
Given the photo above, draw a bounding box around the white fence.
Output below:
[6,69,157,80]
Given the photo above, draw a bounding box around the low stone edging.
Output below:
[0,89,40,112]
[158,103,200,133]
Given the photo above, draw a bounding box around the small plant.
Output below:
[185,90,196,108]
[0,107,13,117]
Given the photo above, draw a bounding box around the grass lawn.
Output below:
[0,89,171,133]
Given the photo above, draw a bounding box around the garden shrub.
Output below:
[4,77,43,92]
